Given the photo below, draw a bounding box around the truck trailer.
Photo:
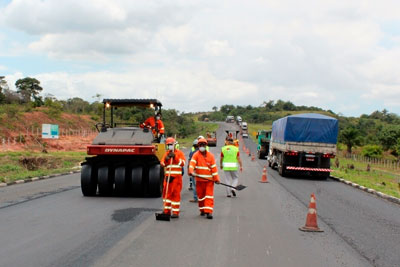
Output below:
[268,113,338,178]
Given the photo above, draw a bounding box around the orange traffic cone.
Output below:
[259,166,269,183]
[251,154,255,161]
[299,193,323,232]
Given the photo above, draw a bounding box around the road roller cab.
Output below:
[81,99,166,197]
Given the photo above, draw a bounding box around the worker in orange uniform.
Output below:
[188,138,220,219]
[140,112,165,142]
[160,137,186,218]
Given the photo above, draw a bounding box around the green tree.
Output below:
[378,125,400,151]
[15,77,43,103]
[0,76,7,104]
[339,126,362,154]
[361,145,383,158]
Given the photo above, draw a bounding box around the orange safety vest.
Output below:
[189,151,220,183]
[161,149,185,177]
[140,117,165,134]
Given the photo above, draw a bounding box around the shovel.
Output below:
[155,146,175,221]
[196,176,247,191]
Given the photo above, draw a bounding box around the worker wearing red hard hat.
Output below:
[188,138,220,219]
[160,137,186,218]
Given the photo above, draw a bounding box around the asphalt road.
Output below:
[0,122,397,267]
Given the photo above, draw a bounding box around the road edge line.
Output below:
[330,175,400,205]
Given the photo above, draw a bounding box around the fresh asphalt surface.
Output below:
[0,122,398,267]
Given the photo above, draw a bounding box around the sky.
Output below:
[1,0,400,116]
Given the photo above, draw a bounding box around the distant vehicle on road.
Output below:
[241,122,248,130]
[256,130,271,159]
[236,116,242,124]
[268,113,338,178]
[206,131,217,147]
[242,130,249,138]
[226,116,235,123]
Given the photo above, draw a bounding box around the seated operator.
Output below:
[140,111,165,142]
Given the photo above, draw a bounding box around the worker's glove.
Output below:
[215,180,220,184]
[166,176,175,183]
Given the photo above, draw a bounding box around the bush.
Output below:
[361,145,383,158]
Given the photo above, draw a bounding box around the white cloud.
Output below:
[2,0,400,115]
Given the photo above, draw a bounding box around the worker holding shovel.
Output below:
[188,138,220,219]
[159,137,186,219]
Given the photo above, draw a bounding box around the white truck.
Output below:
[268,113,338,179]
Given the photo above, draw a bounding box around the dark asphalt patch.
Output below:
[112,208,158,223]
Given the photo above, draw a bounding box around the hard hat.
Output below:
[165,137,176,145]
[193,139,198,146]
[197,138,208,145]
[197,135,205,139]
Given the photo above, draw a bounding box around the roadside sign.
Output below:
[42,124,59,139]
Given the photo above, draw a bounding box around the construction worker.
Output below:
[192,135,209,152]
[220,138,243,197]
[188,138,220,219]
[187,139,199,202]
[160,137,186,218]
[140,111,165,142]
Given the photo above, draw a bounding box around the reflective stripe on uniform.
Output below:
[172,208,180,212]
[190,159,197,163]
[211,164,217,168]
[212,172,218,176]
[163,199,172,203]
[164,206,172,210]
[195,166,209,170]
[198,195,214,201]
[171,201,180,205]
[166,164,182,168]
[222,162,238,168]
[195,174,213,178]
[199,207,214,211]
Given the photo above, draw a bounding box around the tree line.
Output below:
[0,76,199,138]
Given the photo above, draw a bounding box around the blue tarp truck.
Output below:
[267,113,338,178]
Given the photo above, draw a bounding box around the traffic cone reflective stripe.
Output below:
[259,166,269,183]
[299,193,323,232]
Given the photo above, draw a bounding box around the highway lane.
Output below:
[240,124,400,267]
[0,122,375,267]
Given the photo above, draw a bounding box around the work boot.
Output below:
[206,213,213,219]
[231,190,236,197]
[227,195,231,197]
[171,214,179,219]
[200,211,205,216]
[189,199,198,203]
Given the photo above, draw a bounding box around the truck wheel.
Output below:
[81,164,97,196]
[114,166,128,196]
[131,167,143,197]
[148,164,163,197]
[98,166,114,196]
[278,155,286,177]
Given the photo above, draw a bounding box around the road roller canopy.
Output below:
[102,99,162,108]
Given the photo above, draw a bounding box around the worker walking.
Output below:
[160,137,186,218]
[220,138,243,197]
[140,111,165,142]
[188,139,199,202]
[188,138,220,219]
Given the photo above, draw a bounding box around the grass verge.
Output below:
[332,156,400,199]
[0,151,86,183]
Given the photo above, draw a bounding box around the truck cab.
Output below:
[256,130,271,159]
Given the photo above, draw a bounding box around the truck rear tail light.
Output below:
[323,153,335,158]
[285,151,298,156]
